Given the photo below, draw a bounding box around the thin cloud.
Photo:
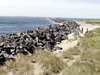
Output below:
[0,0,99,18]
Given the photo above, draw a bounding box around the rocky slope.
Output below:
[0,21,80,64]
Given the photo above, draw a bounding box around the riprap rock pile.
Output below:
[0,21,80,64]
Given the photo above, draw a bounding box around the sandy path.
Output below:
[33,63,43,75]
[57,22,100,75]
[33,22,100,75]
[78,22,100,36]
[54,22,100,56]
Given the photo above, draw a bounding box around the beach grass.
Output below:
[34,50,66,74]
[62,61,96,75]
[62,28,100,75]
[80,28,100,49]
[0,50,66,75]
[62,47,81,60]
[81,19,100,24]
[7,54,34,75]
[0,28,100,75]
[0,54,34,75]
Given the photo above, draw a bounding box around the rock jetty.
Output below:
[0,20,80,64]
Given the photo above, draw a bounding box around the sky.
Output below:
[0,0,100,18]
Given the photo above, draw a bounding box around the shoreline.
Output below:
[53,22,100,57]
[0,21,80,64]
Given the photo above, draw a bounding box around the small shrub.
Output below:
[5,54,34,75]
[80,49,100,74]
[80,28,100,49]
[80,49,100,61]
[63,47,81,59]
[62,61,95,75]
[34,50,66,74]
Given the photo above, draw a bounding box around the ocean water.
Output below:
[0,17,54,33]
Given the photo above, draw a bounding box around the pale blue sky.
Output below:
[0,0,100,18]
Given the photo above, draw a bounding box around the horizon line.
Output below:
[0,16,99,19]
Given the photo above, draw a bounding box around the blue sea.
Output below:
[0,17,54,33]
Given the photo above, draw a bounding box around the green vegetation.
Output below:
[62,47,81,59]
[62,28,100,75]
[86,21,100,24]
[80,28,100,49]
[62,61,95,75]
[0,50,66,75]
[81,19,100,24]
[86,20,100,24]
[6,54,34,75]
[80,29,100,74]
[80,49,100,74]
[0,54,34,75]
[34,50,66,74]
[0,28,100,75]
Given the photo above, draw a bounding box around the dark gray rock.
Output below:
[0,20,81,64]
